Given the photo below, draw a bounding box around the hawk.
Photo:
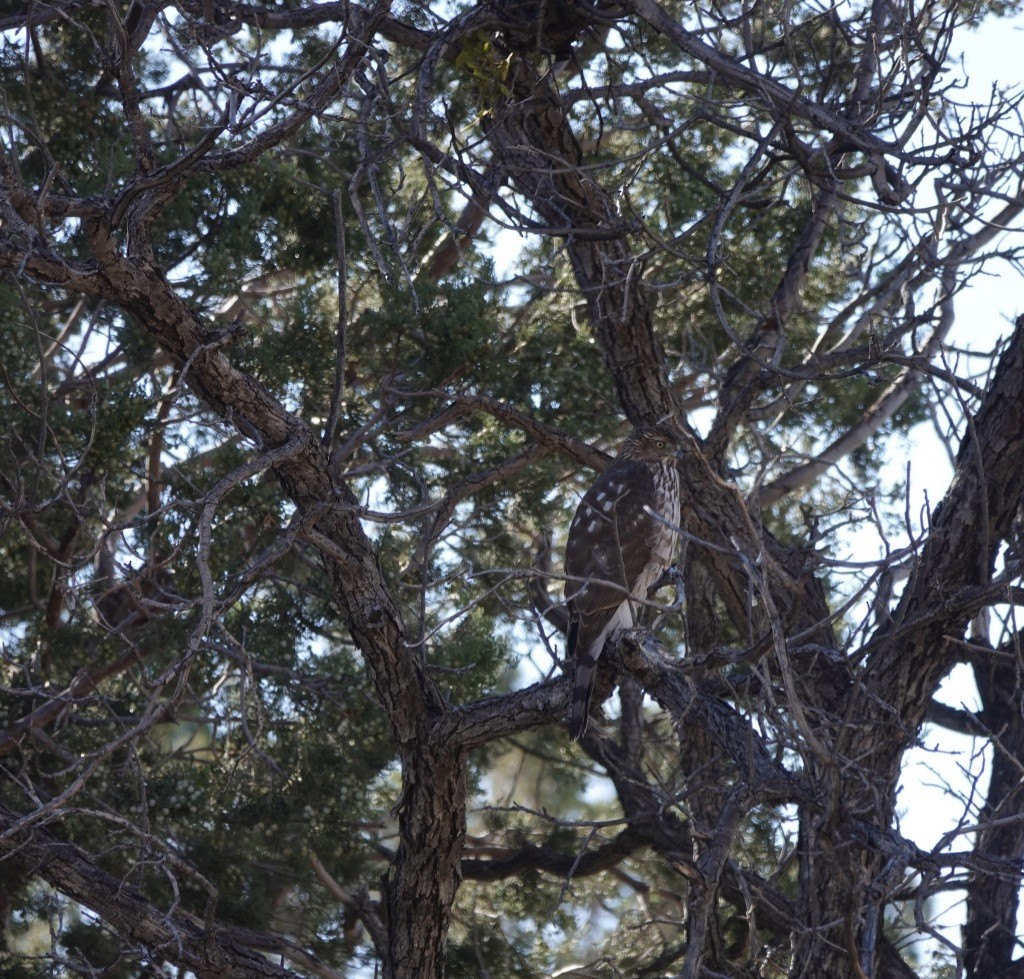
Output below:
[564,423,681,741]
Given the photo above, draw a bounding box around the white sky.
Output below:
[491,8,1024,965]
[881,8,1024,964]
[16,2,1020,969]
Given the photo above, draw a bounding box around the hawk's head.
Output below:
[618,423,680,462]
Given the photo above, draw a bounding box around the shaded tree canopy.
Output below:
[2,1,1024,977]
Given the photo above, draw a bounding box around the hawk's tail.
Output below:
[568,647,598,742]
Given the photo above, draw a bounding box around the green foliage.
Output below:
[455,32,514,116]
[1,0,1014,974]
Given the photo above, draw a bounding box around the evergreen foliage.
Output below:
[1,1,1024,977]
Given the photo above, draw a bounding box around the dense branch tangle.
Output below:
[1,1,1024,978]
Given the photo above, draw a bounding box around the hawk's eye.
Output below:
[655,439,666,449]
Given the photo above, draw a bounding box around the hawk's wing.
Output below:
[564,459,659,646]
[564,459,662,740]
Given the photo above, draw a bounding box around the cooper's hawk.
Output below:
[564,423,681,741]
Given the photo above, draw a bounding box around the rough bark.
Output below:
[484,57,679,428]
[0,224,464,978]
[0,803,301,979]
[477,14,1024,974]
[2,2,1024,975]
[794,319,1024,976]
[964,644,1024,979]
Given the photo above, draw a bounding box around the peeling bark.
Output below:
[2,2,1024,975]
[0,803,301,979]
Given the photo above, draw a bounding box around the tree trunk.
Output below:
[383,741,467,977]
[965,646,1024,979]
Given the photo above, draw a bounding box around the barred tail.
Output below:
[568,650,598,742]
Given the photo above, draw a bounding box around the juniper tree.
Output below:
[2,1,1024,977]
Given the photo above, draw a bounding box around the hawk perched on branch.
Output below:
[564,424,682,741]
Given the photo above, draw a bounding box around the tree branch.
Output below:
[0,802,302,979]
